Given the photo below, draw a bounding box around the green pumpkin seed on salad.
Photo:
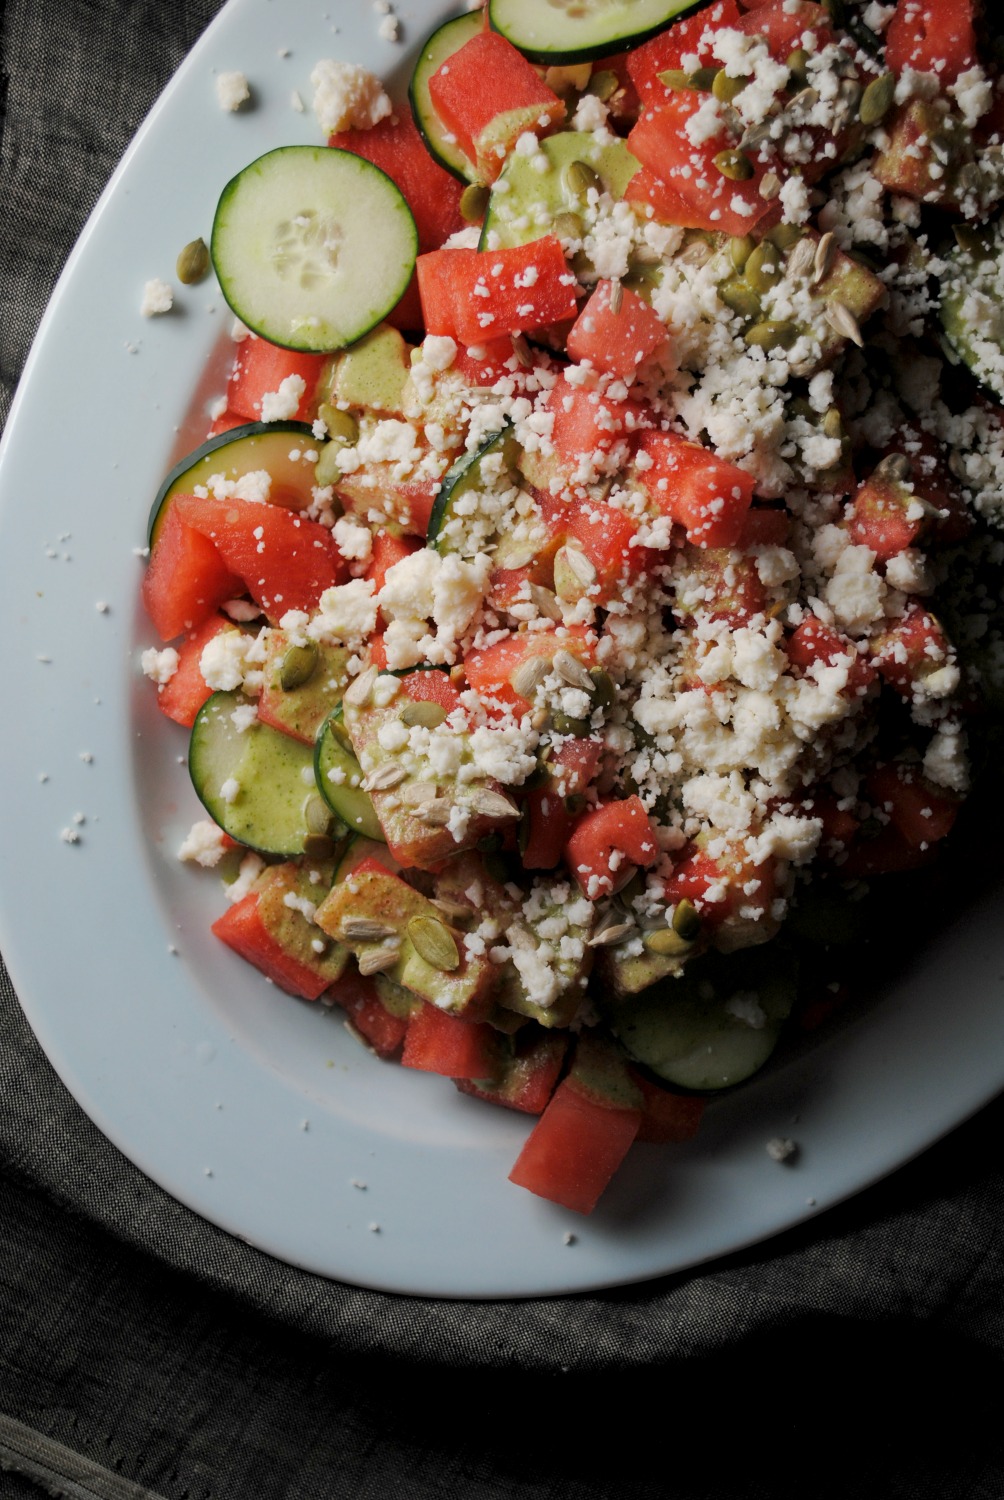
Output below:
[141,0,1004,1215]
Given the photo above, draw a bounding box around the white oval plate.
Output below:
[1,0,1002,1300]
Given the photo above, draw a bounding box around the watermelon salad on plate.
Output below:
[139,0,1004,1217]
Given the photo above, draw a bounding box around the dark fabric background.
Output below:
[2,3,1004,1496]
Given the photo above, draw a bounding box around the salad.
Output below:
[140,0,1004,1215]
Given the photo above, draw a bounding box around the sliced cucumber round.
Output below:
[148,421,317,547]
[190,691,341,856]
[489,0,701,63]
[315,709,386,842]
[409,11,483,184]
[211,146,419,353]
[600,949,797,1091]
[427,425,518,553]
[939,218,1004,403]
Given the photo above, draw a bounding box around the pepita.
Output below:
[858,70,895,126]
[317,405,360,445]
[398,699,447,729]
[744,319,798,350]
[586,69,619,102]
[718,279,762,321]
[712,69,750,103]
[407,915,460,972]
[304,794,333,836]
[672,898,702,942]
[785,48,810,89]
[176,237,210,285]
[744,241,782,295]
[713,149,754,182]
[588,667,616,711]
[314,443,344,488]
[643,926,693,956]
[822,408,844,441]
[954,222,990,256]
[278,640,318,691]
[563,159,601,199]
[687,66,718,91]
[766,222,804,251]
[459,183,490,223]
[551,211,584,240]
[730,235,756,273]
[303,833,336,861]
[550,712,590,738]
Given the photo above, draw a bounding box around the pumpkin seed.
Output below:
[744,241,782,294]
[954,222,990,256]
[858,70,895,126]
[469,788,521,819]
[343,664,378,707]
[643,926,693,956]
[563,159,601,199]
[511,654,551,700]
[362,761,408,792]
[553,648,595,692]
[176,237,210,285]
[550,712,590,737]
[713,69,750,103]
[687,66,718,91]
[713,148,754,182]
[822,408,844,441]
[399,699,447,729]
[766,222,804,251]
[407,915,460,971]
[786,48,810,89]
[672,898,702,941]
[955,163,983,199]
[825,299,864,347]
[744,319,798,350]
[314,443,344,487]
[341,916,399,942]
[304,794,333,837]
[657,67,691,91]
[358,943,401,976]
[459,183,490,223]
[587,69,619,102]
[278,640,318,691]
[551,210,584,240]
[303,833,337,861]
[719,278,762,320]
[730,234,756,273]
[588,668,616,711]
[317,405,357,444]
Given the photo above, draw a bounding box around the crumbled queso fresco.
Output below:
[141,4,1004,1130]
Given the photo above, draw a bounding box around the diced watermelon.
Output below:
[786,614,877,698]
[673,547,768,625]
[565,796,660,899]
[401,1000,500,1079]
[428,31,565,183]
[416,239,579,345]
[366,531,422,593]
[171,492,347,622]
[142,503,242,642]
[885,0,978,84]
[226,336,327,423]
[626,0,742,100]
[636,431,754,548]
[155,612,232,727]
[455,1027,567,1114]
[566,280,668,382]
[332,969,411,1058]
[212,892,333,1001]
[464,627,596,715]
[508,1074,641,1214]
[865,763,959,849]
[631,1071,705,1144]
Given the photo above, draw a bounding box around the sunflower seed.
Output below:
[432,897,474,924]
[362,762,407,792]
[812,230,837,285]
[553,649,595,692]
[824,299,864,347]
[418,798,453,826]
[341,916,399,942]
[786,235,817,280]
[528,584,562,621]
[469,788,521,819]
[587,919,635,948]
[679,238,714,268]
[510,333,533,367]
[344,664,378,707]
[874,452,911,483]
[511,654,551,700]
[608,280,624,314]
[358,943,401,976]
[758,171,782,201]
[407,915,460,972]
[401,780,438,806]
[499,541,539,570]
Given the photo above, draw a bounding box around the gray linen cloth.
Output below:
[1,2,1003,1497]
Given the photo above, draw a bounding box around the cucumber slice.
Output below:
[600,949,797,1091]
[489,0,701,63]
[939,219,1004,403]
[190,691,342,856]
[427,426,518,552]
[315,709,386,842]
[148,421,317,547]
[481,130,639,253]
[211,146,419,353]
[409,11,483,184]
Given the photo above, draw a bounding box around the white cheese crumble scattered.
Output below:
[259,374,305,423]
[141,279,173,317]
[141,646,179,685]
[310,59,392,134]
[178,820,229,867]
[215,71,251,112]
